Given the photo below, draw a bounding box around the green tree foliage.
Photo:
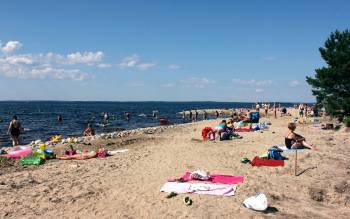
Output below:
[306,29,350,118]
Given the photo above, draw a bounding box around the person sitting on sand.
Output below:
[214,120,227,136]
[285,123,315,150]
[84,124,95,136]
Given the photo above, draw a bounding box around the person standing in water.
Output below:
[7,115,22,146]
[57,114,63,122]
[103,112,109,124]
[273,102,277,119]
[189,110,193,121]
[125,112,130,121]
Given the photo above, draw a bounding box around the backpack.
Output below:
[268,146,286,160]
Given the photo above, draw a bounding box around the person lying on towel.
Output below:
[285,123,316,150]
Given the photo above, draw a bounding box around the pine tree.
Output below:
[306,29,350,118]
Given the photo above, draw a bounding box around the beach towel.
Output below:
[251,156,284,167]
[160,182,237,196]
[181,172,244,184]
[277,146,307,153]
[234,128,253,132]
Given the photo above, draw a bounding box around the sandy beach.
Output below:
[0,109,349,219]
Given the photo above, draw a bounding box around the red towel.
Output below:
[181,172,244,184]
[251,156,284,167]
[234,128,253,132]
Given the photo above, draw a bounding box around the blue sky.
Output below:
[0,0,349,102]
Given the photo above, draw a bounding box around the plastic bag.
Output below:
[190,170,210,180]
[243,193,268,211]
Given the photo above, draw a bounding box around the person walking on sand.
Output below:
[273,102,277,119]
[203,110,208,120]
[195,110,198,122]
[215,110,219,119]
[264,103,269,117]
[255,102,260,112]
[7,115,22,146]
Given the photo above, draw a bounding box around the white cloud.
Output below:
[232,79,273,86]
[168,64,180,70]
[4,55,34,65]
[119,54,139,68]
[290,80,301,87]
[1,41,22,53]
[137,62,156,70]
[119,54,156,71]
[180,77,215,88]
[67,51,104,64]
[160,83,175,88]
[0,60,87,81]
[255,88,264,93]
[97,63,112,68]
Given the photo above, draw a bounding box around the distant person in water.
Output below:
[182,110,186,119]
[7,115,22,146]
[152,110,159,118]
[189,110,193,121]
[195,110,198,122]
[84,124,95,136]
[125,112,130,121]
[103,112,109,124]
[57,114,63,122]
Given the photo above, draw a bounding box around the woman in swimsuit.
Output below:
[7,115,22,146]
[285,123,315,150]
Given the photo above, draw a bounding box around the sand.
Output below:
[1,110,350,219]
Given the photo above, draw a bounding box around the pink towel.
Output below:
[181,172,244,184]
[160,182,237,196]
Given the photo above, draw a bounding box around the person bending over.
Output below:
[285,123,315,150]
[84,124,95,136]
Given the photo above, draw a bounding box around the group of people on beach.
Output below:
[4,103,318,151]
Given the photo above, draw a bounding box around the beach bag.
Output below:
[250,112,260,123]
[190,170,210,181]
[268,146,286,160]
[243,193,268,211]
[20,154,45,166]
